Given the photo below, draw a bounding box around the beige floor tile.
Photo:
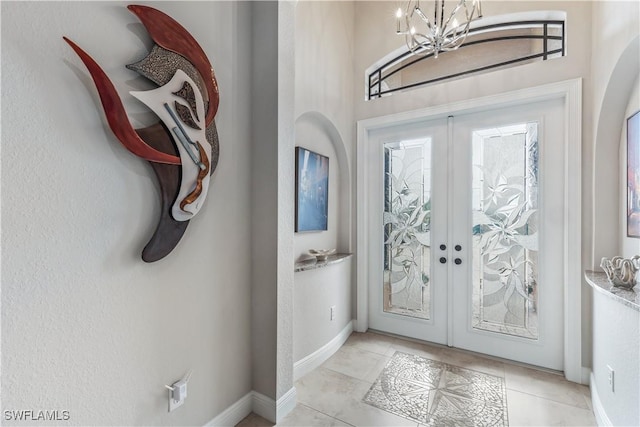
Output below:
[388,337,444,361]
[506,389,596,426]
[504,363,590,409]
[276,404,353,426]
[438,346,506,377]
[291,332,596,427]
[296,367,417,427]
[322,346,390,383]
[341,331,395,356]
[235,412,273,427]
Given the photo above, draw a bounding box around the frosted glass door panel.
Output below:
[383,139,432,320]
[471,123,539,339]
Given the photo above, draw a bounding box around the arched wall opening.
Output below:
[292,111,354,374]
[294,111,352,257]
[592,35,640,265]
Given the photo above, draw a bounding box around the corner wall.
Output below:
[2,2,253,425]
[249,1,296,418]
[591,1,640,266]
[293,1,356,366]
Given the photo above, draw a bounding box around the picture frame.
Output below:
[295,147,329,232]
[627,110,640,238]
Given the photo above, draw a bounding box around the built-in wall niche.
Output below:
[294,112,351,262]
[593,35,640,264]
[620,75,640,258]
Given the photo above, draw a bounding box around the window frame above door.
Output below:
[356,78,583,383]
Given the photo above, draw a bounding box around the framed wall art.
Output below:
[295,147,329,232]
[627,110,640,237]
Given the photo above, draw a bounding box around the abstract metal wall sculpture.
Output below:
[63,5,219,262]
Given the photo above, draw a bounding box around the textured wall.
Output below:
[294,260,353,362]
[276,0,296,404]
[1,2,253,425]
[620,75,640,258]
[249,0,296,407]
[293,1,355,366]
[592,292,640,426]
[591,2,640,267]
[250,0,279,402]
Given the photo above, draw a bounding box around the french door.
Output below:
[366,99,564,370]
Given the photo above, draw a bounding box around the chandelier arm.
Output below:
[441,0,466,32]
[398,0,483,57]
[445,15,474,42]
[410,32,435,48]
[442,15,472,39]
[407,33,435,55]
[414,6,434,32]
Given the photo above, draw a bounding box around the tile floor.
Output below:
[237,331,595,427]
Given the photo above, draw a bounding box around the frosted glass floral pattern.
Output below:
[383,139,432,320]
[471,123,539,339]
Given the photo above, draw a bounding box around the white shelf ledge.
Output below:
[585,270,640,312]
[295,253,352,273]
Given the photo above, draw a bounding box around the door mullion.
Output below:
[446,115,454,347]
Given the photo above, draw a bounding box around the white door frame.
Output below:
[356,79,583,383]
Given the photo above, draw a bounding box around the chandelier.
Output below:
[396,0,483,58]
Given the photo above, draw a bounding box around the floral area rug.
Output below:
[363,352,508,426]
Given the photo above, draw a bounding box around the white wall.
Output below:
[250,0,279,402]
[294,260,352,362]
[591,1,640,267]
[1,2,253,425]
[591,293,639,426]
[249,0,296,410]
[276,0,296,405]
[293,1,355,366]
[620,76,640,258]
[589,0,640,372]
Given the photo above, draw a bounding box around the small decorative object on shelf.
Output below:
[600,256,640,289]
[295,253,352,273]
[309,249,336,262]
[297,254,318,267]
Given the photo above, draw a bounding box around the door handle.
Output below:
[439,257,447,264]
[455,258,462,265]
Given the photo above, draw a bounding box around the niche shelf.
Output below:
[295,253,352,273]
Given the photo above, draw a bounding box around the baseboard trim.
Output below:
[582,367,592,385]
[591,373,612,427]
[205,392,253,426]
[205,388,296,426]
[251,391,276,423]
[293,320,353,380]
[276,387,297,422]
[206,318,349,427]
